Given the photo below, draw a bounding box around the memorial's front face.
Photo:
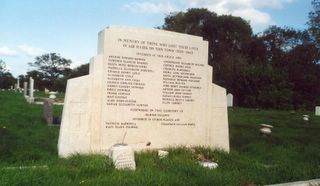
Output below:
[100,28,210,148]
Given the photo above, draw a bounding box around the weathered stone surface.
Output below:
[109,145,136,170]
[43,99,53,124]
[28,77,34,103]
[58,26,229,157]
[23,82,28,97]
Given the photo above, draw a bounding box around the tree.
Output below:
[28,53,72,89]
[308,0,320,46]
[0,60,15,89]
[0,60,7,74]
[67,63,89,79]
[161,8,253,90]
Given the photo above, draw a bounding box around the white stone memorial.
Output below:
[227,93,233,107]
[28,77,34,103]
[23,82,28,97]
[58,26,229,157]
[316,106,320,116]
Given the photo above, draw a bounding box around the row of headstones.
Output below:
[22,77,35,103]
[227,93,320,116]
[13,78,35,103]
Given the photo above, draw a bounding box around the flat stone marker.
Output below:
[58,26,229,157]
[316,106,320,116]
[227,93,233,107]
[109,144,136,170]
[260,124,273,135]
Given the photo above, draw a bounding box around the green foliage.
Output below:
[1,91,320,185]
[308,0,320,46]
[28,53,72,90]
[0,59,7,74]
[161,8,320,110]
[0,60,16,89]
[67,63,89,79]
[235,64,293,109]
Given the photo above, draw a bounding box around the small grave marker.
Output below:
[109,144,136,170]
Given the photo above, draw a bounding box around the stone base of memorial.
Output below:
[58,26,230,157]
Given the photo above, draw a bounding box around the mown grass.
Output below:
[0,90,319,185]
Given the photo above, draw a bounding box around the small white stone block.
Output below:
[303,115,310,121]
[260,124,273,135]
[199,160,218,169]
[158,150,169,159]
[110,145,136,170]
[49,91,57,99]
[315,106,320,116]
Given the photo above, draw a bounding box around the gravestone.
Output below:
[23,82,28,97]
[28,77,34,103]
[227,93,233,107]
[43,99,53,124]
[17,78,20,90]
[109,144,136,170]
[316,106,320,116]
[58,26,229,157]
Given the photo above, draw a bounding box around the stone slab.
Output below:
[316,106,320,116]
[58,26,229,157]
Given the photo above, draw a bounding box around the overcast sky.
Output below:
[0,0,311,77]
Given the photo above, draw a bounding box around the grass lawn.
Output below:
[33,91,65,102]
[0,90,319,185]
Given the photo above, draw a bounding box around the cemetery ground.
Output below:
[0,90,319,185]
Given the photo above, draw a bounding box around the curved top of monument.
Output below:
[102,25,204,41]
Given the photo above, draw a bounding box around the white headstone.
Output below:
[29,77,34,103]
[227,93,233,107]
[44,88,50,94]
[316,106,320,116]
[58,26,230,157]
[23,82,28,97]
[17,78,20,89]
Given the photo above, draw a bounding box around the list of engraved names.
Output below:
[105,38,205,129]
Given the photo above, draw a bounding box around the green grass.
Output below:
[0,90,320,185]
[33,91,65,102]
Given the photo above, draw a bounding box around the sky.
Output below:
[0,0,312,77]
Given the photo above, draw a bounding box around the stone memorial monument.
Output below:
[227,93,233,107]
[58,26,229,157]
